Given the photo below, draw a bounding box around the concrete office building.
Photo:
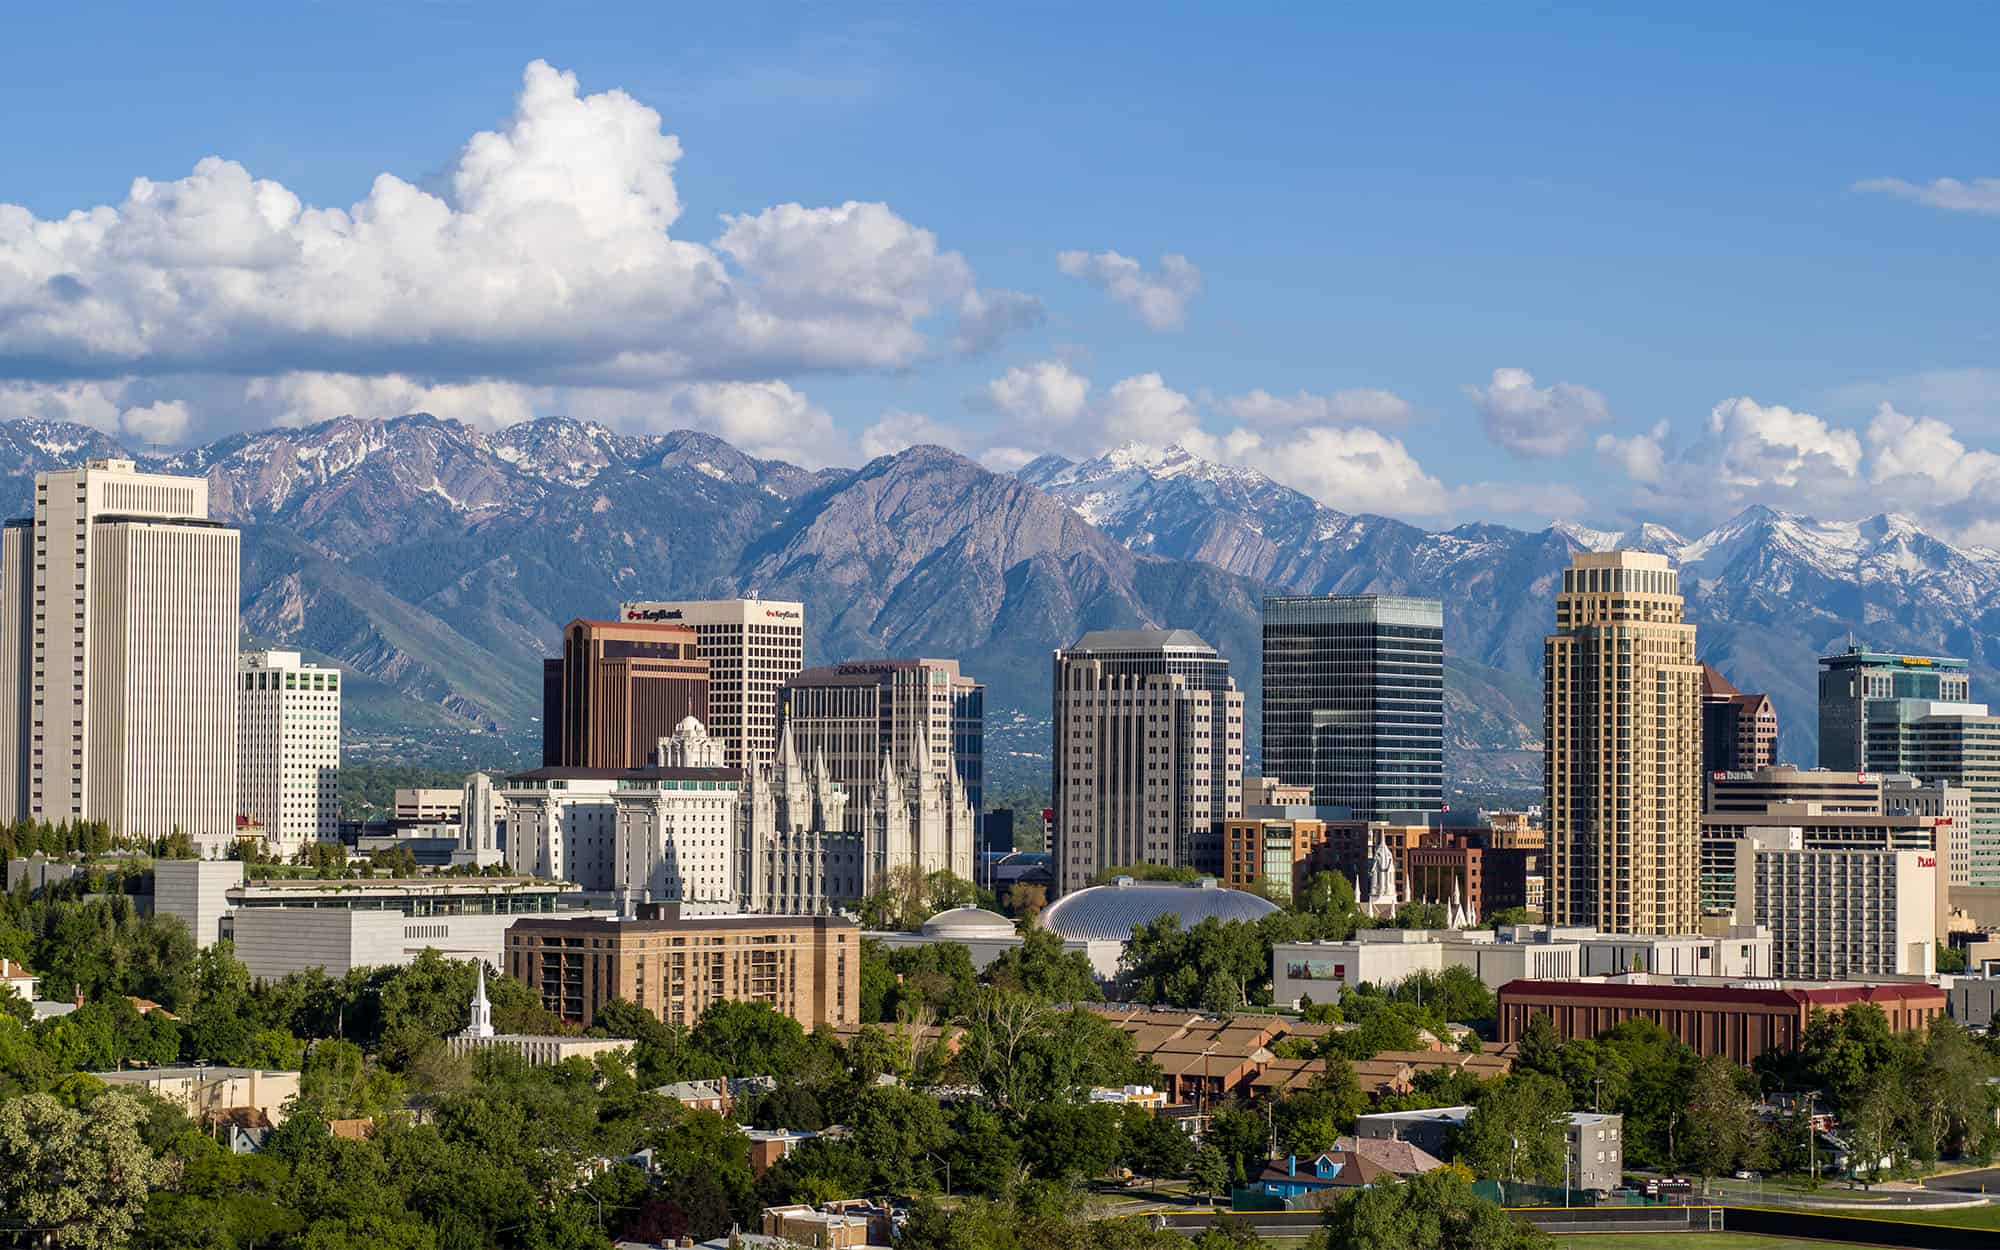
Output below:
[1734,837,1936,979]
[237,651,341,856]
[1819,645,1969,772]
[1262,595,1444,821]
[1273,928,1583,1008]
[779,657,984,817]
[618,597,804,768]
[505,910,858,1030]
[1700,664,1777,774]
[151,859,595,976]
[504,719,740,909]
[541,618,708,770]
[1544,551,1703,935]
[1052,629,1244,890]
[1865,701,2000,886]
[1355,1108,1624,1194]
[0,460,240,842]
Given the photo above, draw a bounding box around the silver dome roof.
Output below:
[1037,878,1280,943]
[920,905,1016,938]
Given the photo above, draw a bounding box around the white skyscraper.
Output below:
[0,459,240,842]
[237,650,342,856]
[618,597,804,768]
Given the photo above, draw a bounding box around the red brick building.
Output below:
[1497,978,1946,1065]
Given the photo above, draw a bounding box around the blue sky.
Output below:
[3,3,1996,537]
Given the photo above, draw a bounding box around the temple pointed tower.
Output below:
[463,962,496,1040]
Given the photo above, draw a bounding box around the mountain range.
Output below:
[4,416,1994,794]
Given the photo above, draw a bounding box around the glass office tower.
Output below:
[1262,595,1444,821]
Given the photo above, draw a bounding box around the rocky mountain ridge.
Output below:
[8,417,1989,787]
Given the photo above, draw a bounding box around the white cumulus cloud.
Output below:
[1853,177,2000,216]
[0,60,1029,447]
[859,410,963,459]
[1224,387,1414,428]
[1056,249,1202,330]
[1466,367,1612,458]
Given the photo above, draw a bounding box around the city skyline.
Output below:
[2,8,1998,542]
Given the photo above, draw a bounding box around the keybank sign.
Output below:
[626,608,684,622]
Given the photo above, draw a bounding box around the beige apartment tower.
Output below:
[0,460,240,841]
[1544,550,1702,934]
[619,598,803,768]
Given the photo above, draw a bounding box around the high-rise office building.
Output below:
[1051,629,1244,892]
[619,598,804,768]
[1262,595,1444,821]
[1699,663,1777,773]
[1865,700,2000,886]
[541,618,708,769]
[778,658,983,817]
[237,650,342,855]
[1544,551,1702,934]
[1818,645,1969,772]
[0,459,239,841]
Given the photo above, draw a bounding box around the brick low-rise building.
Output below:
[505,910,858,1031]
[1496,977,1947,1065]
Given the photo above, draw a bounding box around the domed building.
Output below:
[919,905,1017,943]
[1038,877,1281,945]
[866,903,1124,983]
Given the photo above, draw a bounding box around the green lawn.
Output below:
[1550,1237,1876,1249]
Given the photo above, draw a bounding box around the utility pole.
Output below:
[1806,1092,1818,1188]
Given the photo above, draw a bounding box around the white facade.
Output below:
[1736,841,1936,979]
[506,720,741,907]
[1575,930,1774,979]
[237,651,341,855]
[619,597,804,768]
[1273,928,1581,1009]
[0,461,238,840]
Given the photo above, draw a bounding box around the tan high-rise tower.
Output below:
[0,459,240,842]
[1544,550,1702,934]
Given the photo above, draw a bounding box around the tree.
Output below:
[846,1085,951,1192]
[1273,1063,1367,1157]
[1003,882,1048,924]
[1124,1108,1194,1181]
[1024,1101,1124,1183]
[0,1091,165,1249]
[984,926,1100,1004]
[688,999,805,1077]
[1318,1169,1547,1250]
[1451,1073,1569,1187]
[1682,1056,1764,1179]
[1191,1144,1231,1203]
